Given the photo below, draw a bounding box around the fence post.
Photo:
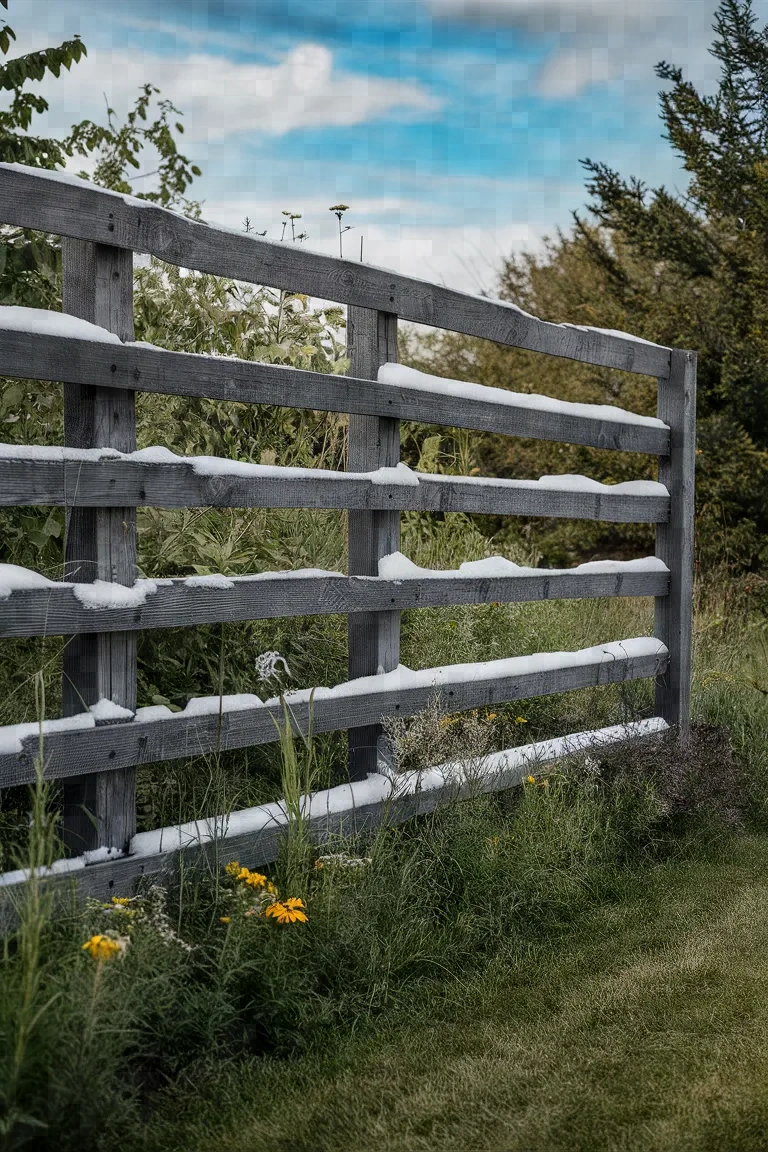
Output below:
[347,307,399,779]
[655,348,696,740]
[60,239,138,854]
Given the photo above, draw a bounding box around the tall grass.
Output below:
[0,584,761,1149]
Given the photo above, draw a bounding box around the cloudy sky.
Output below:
[3,0,757,291]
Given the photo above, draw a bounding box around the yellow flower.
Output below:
[243,871,267,889]
[265,898,308,924]
[314,860,324,869]
[266,881,279,895]
[219,916,231,924]
[111,896,133,905]
[225,861,241,877]
[515,716,528,725]
[526,775,536,785]
[82,934,124,961]
[486,712,497,721]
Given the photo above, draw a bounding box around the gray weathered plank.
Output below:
[655,350,696,738]
[0,455,670,523]
[347,307,400,778]
[0,328,671,454]
[0,569,670,638]
[0,718,669,933]
[61,240,137,855]
[0,644,667,787]
[0,165,672,377]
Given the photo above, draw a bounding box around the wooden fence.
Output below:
[0,163,696,908]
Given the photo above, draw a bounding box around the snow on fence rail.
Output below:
[0,163,672,377]
[0,163,696,912]
[0,308,671,455]
[0,556,670,637]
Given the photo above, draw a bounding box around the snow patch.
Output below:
[184,574,235,590]
[0,713,96,756]
[0,304,122,344]
[89,699,134,723]
[182,693,264,717]
[0,564,57,599]
[377,551,669,581]
[378,362,666,429]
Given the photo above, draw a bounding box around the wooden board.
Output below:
[0,569,670,638]
[60,239,137,855]
[655,349,696,737]
[0,455,670,523]
[347,307,400,777]
[0,644,668,787]
[0,328,671,455]
[0,165,672,377]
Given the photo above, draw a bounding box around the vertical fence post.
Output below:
[655,348,696,740]
[347,306,399,779]
[61,239,138,853]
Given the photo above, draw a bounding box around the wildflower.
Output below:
[225,861,242,877]
[526,775,536,785]
[243,871,267,889]
[82,934,125,961]
[219,916,231,924]
[111,896,133,905]
[486,712,497,721]
[315,853,371,870]
[515,716,528,725]
[265,898,308,924]
[255,650,291,681]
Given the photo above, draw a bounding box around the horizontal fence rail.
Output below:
[0,718,670,931]
[0,322,671,455]
[0,639,668,788]
[0,450,670,522]
[0,565,671,638]
[0,164,672,377]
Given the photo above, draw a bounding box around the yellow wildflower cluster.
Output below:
[223,861,306,925]
[525,774,549,789]
[81,934,128,962]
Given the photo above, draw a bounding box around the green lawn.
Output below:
[146,831,768,1152]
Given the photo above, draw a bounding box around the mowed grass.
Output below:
[144,832,768,1152]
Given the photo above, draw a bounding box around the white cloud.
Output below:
[429,0,670,32]
[430,0,723,98]
[536,44,622,98]
[5,37,440,141]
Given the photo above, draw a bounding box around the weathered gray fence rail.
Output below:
[0,164,696,905]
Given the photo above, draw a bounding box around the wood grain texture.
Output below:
[0,166,672,377]
[61,239,137,855]
[0,329,670,454]
[347,308,400,777]
[0,570,670,638]
[0,456,670,523]
[0,720,669,934]
[655,350,696,738]
[0,645,667,788]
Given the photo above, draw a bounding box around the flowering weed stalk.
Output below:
[273,694,319,897]
[1,671,59,1146]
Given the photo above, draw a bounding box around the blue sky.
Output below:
[3,0,753,290]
